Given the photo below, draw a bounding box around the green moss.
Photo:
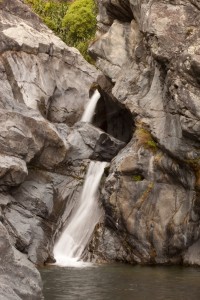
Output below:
[132,175,143,181]
[146,140,157,150]
[135,128,158,153]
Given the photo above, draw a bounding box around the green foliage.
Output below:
[62,0,96,42]
[25,0,69,41]
[62,0,97,63]
[25,0,97,63]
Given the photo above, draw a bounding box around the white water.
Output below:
[53,161,107,267]
[81,90,101,123]
[148,156,154,178]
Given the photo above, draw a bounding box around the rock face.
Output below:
[87,0,200,265]
[0,222,42,299]
[0,0,98,125]
[0,0,111,299]
[2,0,200,298]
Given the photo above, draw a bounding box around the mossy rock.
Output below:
[135,127,158,153]
[132,175,143,182]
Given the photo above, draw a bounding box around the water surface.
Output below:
[40,264,200,300]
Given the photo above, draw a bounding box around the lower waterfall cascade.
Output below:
[53,159,107,266]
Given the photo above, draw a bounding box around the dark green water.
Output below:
[40,264,200,300]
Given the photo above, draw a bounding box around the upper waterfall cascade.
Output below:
[81,90,101,123]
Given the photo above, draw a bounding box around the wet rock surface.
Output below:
[88,0,200,265]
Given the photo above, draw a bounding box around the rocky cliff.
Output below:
[87,0,200,265]
[0,0,124,299]
[1,0,200,298]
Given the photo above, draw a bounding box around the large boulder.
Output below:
[64,122,125,162]
[90,136,197,264]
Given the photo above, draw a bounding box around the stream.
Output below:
[40,264,200,300]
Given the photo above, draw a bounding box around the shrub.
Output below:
[62,0,97,63]
[25,0,97,63]
[25,0,69,41]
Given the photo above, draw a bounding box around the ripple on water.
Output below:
[40,264,200,300]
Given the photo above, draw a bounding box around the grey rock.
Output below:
[3,167,86,265]
[88,132,199,264]
[90,19,138,82]
[0,155,27,188]
[183,239,200,266]
[87,0,200,265]
[0,0,99,125]
[0,109,70,169]
[96,0,133,32]
[0,0,101,297]
[66,122,125,162]
[0,222,42,299]
[4,203,48,264]
[87,224,136,263]
[3,0,200,296]
[12,180,54,219]
[0,193,13,207]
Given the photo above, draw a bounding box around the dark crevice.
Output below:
[105,0,134,23]
[92,76,134,144]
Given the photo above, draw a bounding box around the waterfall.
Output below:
[148,156,154,178]
[53,161,107,267]
[81,89,100,123]
[54,89,106,266]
